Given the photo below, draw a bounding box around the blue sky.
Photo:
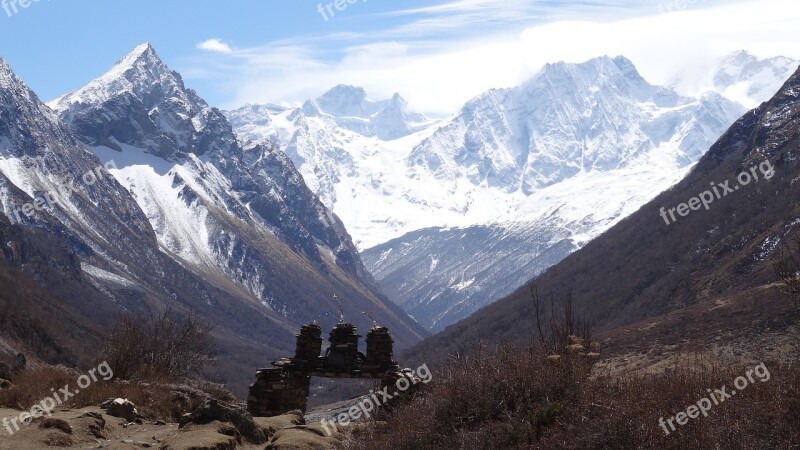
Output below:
[1,0,444,101]
[1,0,798,116]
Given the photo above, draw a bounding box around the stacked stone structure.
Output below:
[325,323,362,371]
[247,321,404,417]
[294,323,323,369]
[247,368,311,417]
[364,326,398,372]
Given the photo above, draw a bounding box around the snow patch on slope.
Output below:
[90,143,217,267]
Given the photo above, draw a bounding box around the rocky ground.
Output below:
[0,406,346,450]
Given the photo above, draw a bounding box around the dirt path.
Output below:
[0,406,345,449]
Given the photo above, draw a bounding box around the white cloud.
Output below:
[196,39,233,54]
[179,0,800,116]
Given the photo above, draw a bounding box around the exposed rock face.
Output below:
[49,44,364,277]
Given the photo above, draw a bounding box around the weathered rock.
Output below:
[253,411,305,440]
[159,422,239,450]
[179,398,266,444]
[265,423,345,450]
[107,398,140,422]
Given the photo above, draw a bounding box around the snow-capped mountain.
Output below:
[414,60,800,361]
[44,44,425,346]
[670,50,799,109]
[711,51,799,108]
[408,56,739,196]
[228,52,792,331]
[0,56,157,275]
[301,85,433,141]
[0,54,309,385]
[227,92,454,246]
[227,86,432,149]
[361,159,692,330]
[226,57,746,249]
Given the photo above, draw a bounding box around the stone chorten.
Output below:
[293,323,322,368]
[364,326,398,372]
[247,320,404,417]
[325,322,362,370]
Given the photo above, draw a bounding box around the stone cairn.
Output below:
[294,323,323,369]
[325,323,362,371]
[364,326,399,373]
[247,368,310,417]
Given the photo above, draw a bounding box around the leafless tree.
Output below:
[772,234,800,312]
[530,283,594,355]
[99,309,215,380]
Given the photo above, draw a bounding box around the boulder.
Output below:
[107,398,140,422]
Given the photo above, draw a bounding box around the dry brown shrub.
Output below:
[342,349,800,450]
[0,365,238,422]
[98,309,215,380]
[38,418,72,434]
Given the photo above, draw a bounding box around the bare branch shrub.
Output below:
[530,283,597,357]
[99,309,214,380]
[773,234,800,311]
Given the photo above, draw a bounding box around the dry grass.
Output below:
[343,345,800,450]
[0,365,239,422]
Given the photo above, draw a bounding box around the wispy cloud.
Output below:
[196,39,233,54]
[178,0,800,116]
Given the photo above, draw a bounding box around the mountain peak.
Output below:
[49,42,185,115]
[315,84,368,113]
[101,42,169,83]
[722,49,756,64]
[0,57,11,74]
[131,42,156,57]
[115,42,160,66]
[540,55,640,78]
[711,50,799,108]
[390,92,407,105]
[531,56,653,102]
[0,57,21,88]
[321,84,367,99]
[0,57,33,94]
